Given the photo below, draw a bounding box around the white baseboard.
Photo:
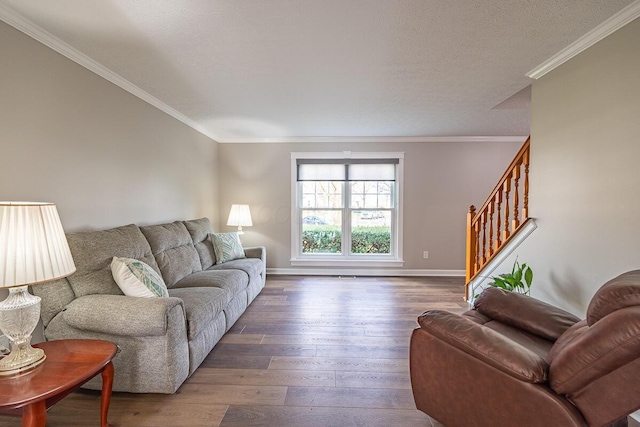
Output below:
[267,268,465,277]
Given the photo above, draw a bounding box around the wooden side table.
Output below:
[0,339,118,427]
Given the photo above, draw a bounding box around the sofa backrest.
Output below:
[66,224,160,297]
[140,221,202,287]
[183,217,216,269]
[546,270,640,426]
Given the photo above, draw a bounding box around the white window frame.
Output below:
[290,151,404,267]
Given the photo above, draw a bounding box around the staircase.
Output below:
[465,137,532,300]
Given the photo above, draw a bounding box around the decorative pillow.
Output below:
[110,257,169,298]
[210,232,246,264]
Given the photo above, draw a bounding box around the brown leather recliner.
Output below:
[410,270,640,427]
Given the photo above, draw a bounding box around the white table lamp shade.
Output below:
[0,202,76,287]
[227,204,253,227]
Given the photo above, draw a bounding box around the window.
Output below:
[291,152,404,266]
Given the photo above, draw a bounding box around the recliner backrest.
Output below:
[547,270,640,426]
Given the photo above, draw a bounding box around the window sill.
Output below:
[290,257,404,268]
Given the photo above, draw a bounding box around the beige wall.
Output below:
[505,18,640,316]
[0,22,219,232]
[218,141,521,270]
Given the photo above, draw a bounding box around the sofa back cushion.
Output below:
[66,224,160,297]
[183,218,216,269]
[140,221,202,287]
[587,270,640,325]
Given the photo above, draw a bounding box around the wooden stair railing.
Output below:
[465,137,530,299]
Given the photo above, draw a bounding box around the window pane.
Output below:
[301,181,343,208]
[350,181,393,208]
[302,210,342,254]
[351,211,391,254]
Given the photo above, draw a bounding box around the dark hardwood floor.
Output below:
[0,275,468,427]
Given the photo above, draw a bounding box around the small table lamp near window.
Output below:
[0,202,76,375]
[226,204,253,235]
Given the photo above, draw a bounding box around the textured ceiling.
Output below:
[0,0,634,141]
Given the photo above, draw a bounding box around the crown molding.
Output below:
[0,4,219,142]
[217,136,528,144]
[527,0,640,79]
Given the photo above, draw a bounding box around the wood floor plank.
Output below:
[269,356,410,372]
[240,324,366,336]
[210,343,317,357]
[219,405,434,427]
[178,383,288,406]
[200,355,272,369]
[190,368,336,387]
[336,371,412,389]
[284,386,417,409]
[261,333,409,347]
[219,333,265,344]
[315,344,409,359]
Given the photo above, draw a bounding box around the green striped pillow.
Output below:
[111,257,169,298]
[211,232,246,264]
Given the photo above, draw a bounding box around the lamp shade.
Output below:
[226,204,253,227]
[0,202,76,288]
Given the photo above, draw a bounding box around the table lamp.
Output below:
[0,202,76,375]
[226,204,253,235]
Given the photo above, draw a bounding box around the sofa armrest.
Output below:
[62,294,185,337]
[244,246,266,262]
[418,310,549,383]
[474,287,580,341]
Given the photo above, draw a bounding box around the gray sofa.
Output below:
[31,218,266,393]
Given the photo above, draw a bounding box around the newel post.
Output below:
[465,205,476,300]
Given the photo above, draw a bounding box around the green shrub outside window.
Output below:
[302,226,391,254]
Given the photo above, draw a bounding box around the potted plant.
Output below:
[488,258,533,295]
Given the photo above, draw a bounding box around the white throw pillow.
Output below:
[111,257,169,298]
[211,232,246,264]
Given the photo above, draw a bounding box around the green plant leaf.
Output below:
[524,267,533,287]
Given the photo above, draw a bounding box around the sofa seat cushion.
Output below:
[208,257,263,279]
[462,309,554,359]
[140,221,202,287]
[172,269,248,298]
[168,287,229,340]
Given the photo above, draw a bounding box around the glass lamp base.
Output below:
[0,286,46,375]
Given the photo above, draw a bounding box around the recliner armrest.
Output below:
[418,310,549,383]
[474,287,580,341]
[62,294,185,337]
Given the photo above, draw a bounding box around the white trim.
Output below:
[221,136,529,144]
[527,0,640,79]
[0,4,218,142]
[268,268,465,277]
[291,151,406,160]
[290,151,404,264]
[466,218,538,303]
[631,410,640,422]
[291,258,404,268]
